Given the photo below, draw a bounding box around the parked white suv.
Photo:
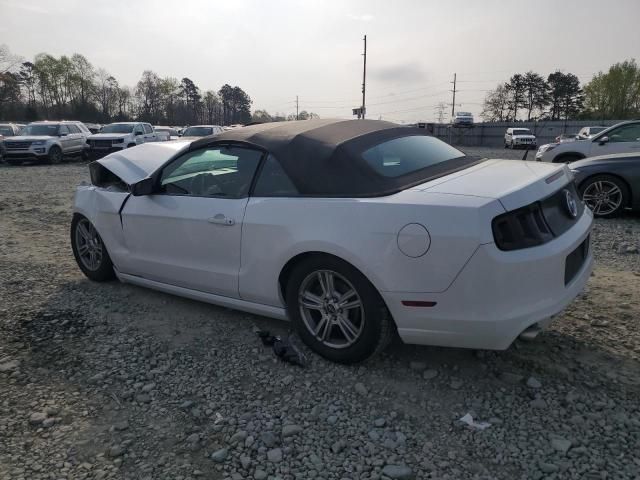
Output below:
[536,120,640,163]
[452,112,474,127]
[87,122,157,157]
[3,121,90,165]
[504,128,537,149]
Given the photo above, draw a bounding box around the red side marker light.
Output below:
[402,300,437,307]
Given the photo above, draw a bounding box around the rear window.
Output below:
[362,135,464,178]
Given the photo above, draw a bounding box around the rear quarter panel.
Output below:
[239,193,504,307]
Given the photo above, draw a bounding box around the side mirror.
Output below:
[131,177,156,196]
[598,136,609,145]
[135,131,143,136]
[59,133,67,137]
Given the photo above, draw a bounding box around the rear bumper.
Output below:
[384,208,593,350]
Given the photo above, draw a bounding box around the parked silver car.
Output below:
[3,121,90,165]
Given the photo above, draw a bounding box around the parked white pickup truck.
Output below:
[87,122,157,157]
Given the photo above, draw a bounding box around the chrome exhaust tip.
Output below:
[519,324,542,341]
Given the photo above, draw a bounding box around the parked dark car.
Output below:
[570,153,640,218]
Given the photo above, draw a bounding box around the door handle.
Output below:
[208,213,235,226]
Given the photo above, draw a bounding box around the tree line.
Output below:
[0,45,254,125]
[481,59,640,122]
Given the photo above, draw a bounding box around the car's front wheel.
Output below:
[579,175,628,218]
[47,146,63,164]
[71,215,116,281]
[285,256,393,364]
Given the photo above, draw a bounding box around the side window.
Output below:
[59,125,69,135]
[160,146,263,198]
[253,155,298,196]
[143,124,153,134]
[607,124,640,143]
[67,124,80,134]
[134,124,144,135]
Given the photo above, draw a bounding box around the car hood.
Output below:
[512,135,536,139]
[89,133,130,140]
[96,141,191,185]
[410,159,570,211]
[10,135,56,141]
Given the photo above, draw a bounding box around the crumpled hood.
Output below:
[96,141,191,185]
[88,133,130,140]
[411,159,570,211]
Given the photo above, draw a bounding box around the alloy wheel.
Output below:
[582,180,623,216]
[298,270,365,349]
[75,218,104,271]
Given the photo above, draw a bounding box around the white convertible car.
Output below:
[71,119,593,363]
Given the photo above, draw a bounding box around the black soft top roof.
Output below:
[189,119,473,197]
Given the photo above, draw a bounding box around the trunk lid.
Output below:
[410,159,572,211]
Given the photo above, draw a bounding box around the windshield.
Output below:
[101,123,134,134]
[362,135,465,178]
[512,129,531,135]
[457,112,472,117]
[0,126,14,136]
[21,124,60,136]
[183,126,214,136]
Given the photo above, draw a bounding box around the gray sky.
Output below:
[2,0,639,122]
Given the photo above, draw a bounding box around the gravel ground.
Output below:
[0,156,639,480]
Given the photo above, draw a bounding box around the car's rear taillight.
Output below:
[492,182,584,251]
[492,203,553,251]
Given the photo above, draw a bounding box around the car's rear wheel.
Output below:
[71,215,116,281]
[579,175,628,218]
[285,256,393,364]
[48,146,63,164]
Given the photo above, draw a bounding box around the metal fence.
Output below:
[417,120,625,147]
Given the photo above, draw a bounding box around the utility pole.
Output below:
[361,35,367,119]
[296,95,299,120]
[448,73,458,144]
[450,73,457,120]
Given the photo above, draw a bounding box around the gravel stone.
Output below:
[422,369,438,380]
[211,448,228,463]
[354,383,368,395]
[282,424,302,437]
[526,376,542,389]
[381,464,413,479]
[267,448,283,462]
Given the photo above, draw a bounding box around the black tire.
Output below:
[579,174,629,218]
[553,153,582,164]
[47,146,63,164]
[70,214,116,281]
[285,255,393,364]
[6,159,23,166]
[81,149,89,160]
[127,143,136,148]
